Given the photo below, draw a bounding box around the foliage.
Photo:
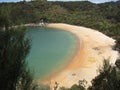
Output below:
[0,9,11,29]
[60,80,86,90]
[60,59,120,90]
[115,59,120,69]
[0,1,119,50]
[0,13,36,90]
[69,80,86,90]
[88,60,120,90]
[35,84,50,90]
[0,1,120,89]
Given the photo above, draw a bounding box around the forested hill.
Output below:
[0,1,120,50]
[0,1,120,25]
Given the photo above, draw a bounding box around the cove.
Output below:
[26,27,77,80]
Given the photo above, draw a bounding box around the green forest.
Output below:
[0,0,120,50]
[0,0,120,90]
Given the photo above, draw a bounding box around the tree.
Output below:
[116,11,120,22]
[0,13,36,90]
[0,9,10,30]
[33,0,47,1]
[68,79,87,90]
[88,60,120,90]
[115,59,120,69]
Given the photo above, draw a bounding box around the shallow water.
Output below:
[26,27,77,79]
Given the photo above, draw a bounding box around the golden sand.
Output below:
[39,23,119,89]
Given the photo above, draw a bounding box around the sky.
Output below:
[0,0,118,3]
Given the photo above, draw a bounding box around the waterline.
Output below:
[26,27,77,79]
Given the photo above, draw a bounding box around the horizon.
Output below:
[0,0,118,4]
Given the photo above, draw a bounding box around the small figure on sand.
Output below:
[39,17,48,27]
[39,19,44,26]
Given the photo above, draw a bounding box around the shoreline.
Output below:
[39,28,81,82]
[42,23,119,88]
[40,23,88,88]
[26,23,119,88]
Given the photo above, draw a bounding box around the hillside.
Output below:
[0,1,120,50]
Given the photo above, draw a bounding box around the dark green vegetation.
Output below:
[65,59,120,90]
[0,0,120,51]
[0,11,37,90]
[88,59,120,90]
[0,1,120,90]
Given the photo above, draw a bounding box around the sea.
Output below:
[26,27,77,80]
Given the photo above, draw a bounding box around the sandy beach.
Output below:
[39,23,119,89]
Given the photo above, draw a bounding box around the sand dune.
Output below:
[41,23,119,89]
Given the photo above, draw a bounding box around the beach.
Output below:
[39,23,119,89]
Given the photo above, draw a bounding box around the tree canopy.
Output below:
[0,1,120,89]
[0,1,119,50]
[0,11,36,90]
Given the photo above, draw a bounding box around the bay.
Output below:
[26,27,77,79]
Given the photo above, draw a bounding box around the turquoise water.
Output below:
[26,27,77,79]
